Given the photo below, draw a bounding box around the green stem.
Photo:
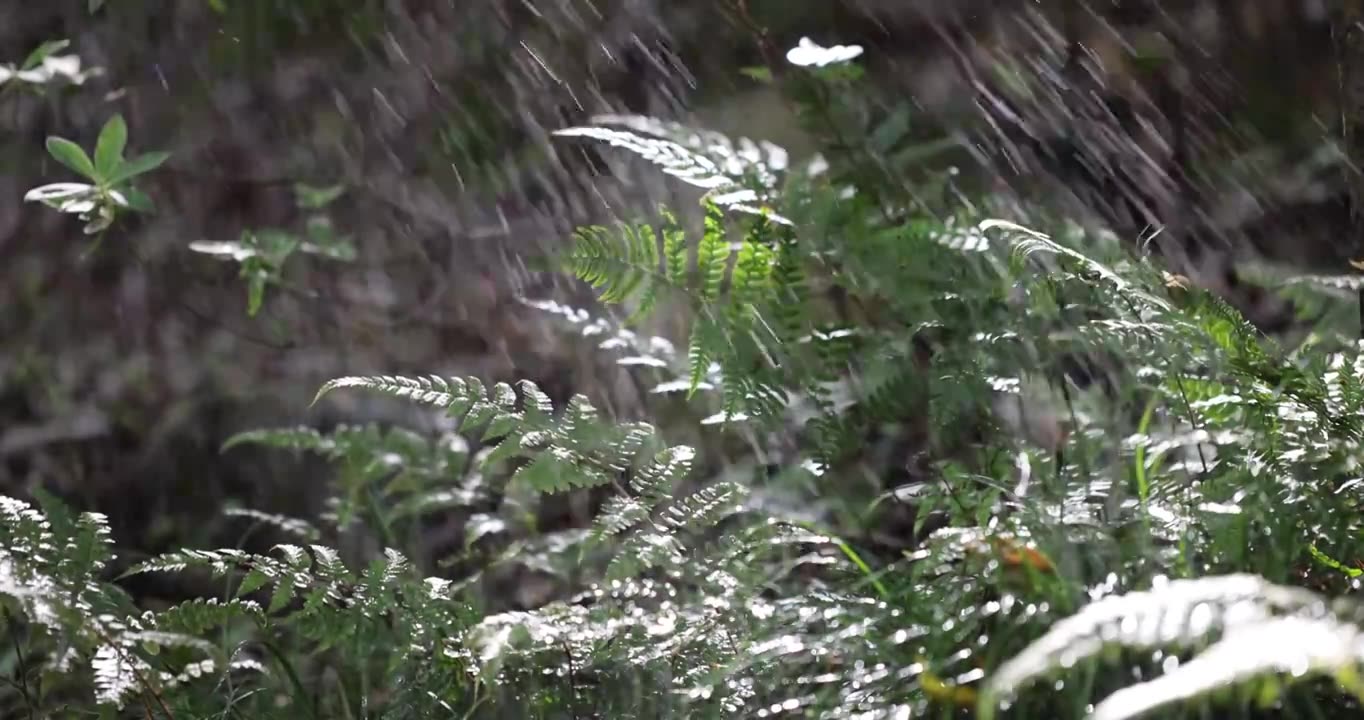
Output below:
[260,639,318,720]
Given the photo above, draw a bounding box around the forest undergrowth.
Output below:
[8,28,1364,720]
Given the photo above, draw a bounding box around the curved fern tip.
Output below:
[310,378,345,407]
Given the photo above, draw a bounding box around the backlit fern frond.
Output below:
[552,114,789,222]
[223,507,320,542]
[564,202,795,412]
[312,375,687,494]
[566,221,662,308]
[519,296,679,370]
[594,495,650,537]
[0,495,237,711]
[310,374,459,409]
[628,445,696,502]
[659,481,747,532]
[980,218,1172,313]
[979,574,1361,720]
[153,597,265,636]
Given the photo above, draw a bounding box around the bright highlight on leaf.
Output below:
[785,37,865,68]
[978,574,1361,720]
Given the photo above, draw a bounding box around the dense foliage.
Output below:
[10,16,1364,720]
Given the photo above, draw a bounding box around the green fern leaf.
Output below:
[607,531,684,581]
[687,315,720,397]
[696,203,731,302]
[631,446,696,501]
[662,207,689,285]
[595,496,650,537]
[236,568,273,598]
[221,426,330,454]
[268,580,295,614]
[730,227,775,312]
[661,481,748,532]
[312,374,460,409]
[518,380,555,423]
[155,598,264,636]
[512,447,609,493]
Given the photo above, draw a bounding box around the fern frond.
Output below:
[979,218,1172,313]
[312,374,458,409]
[552,125,733,190]
[511,446,609,493]
[154,598,265,636]
[630,446,696,501]
[663,207,690,285]
[686,316,719,397]
[221,426,332,453]
[566,222,668,308]
[978,574,1332,720]
[730,226,776,312]
[660,481,747,532]
[595,496,651,537]
[554,114,786,194]
[607,531,685,581]
[223,507,320,541]
[91,643,152,707]
[696,204,732,302]
[1090,614,1364,720]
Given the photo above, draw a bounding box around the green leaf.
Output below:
[22,39,70,70]
[294,183,346,209]
[116,187,154,213]
[739,65,773,83]
[869,104,912,155]
[46,137,98,180]
[697,204,731,301]
[94,115,127,178]
[105,151,170,185]
[245,270,268,317]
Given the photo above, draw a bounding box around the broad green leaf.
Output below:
[870,104,911,155]
[46,137,97,180]
[739,66,773,83]
[294,183,346,209]
[94,115,127,178]
[106,151,170,185]
[244,268,269,317]
[118,187,154,213]
[22,39,70,70]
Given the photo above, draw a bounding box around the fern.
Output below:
[980,574,1364,720]
[309,377,650,495]
[308,373,743,586]
[552,114,789,222]
[223,507,320,541]
[562,202,798,414]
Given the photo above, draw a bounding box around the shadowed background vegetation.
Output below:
[7,2,1364,718]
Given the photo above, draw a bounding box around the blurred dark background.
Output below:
[0,0,1351,600]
